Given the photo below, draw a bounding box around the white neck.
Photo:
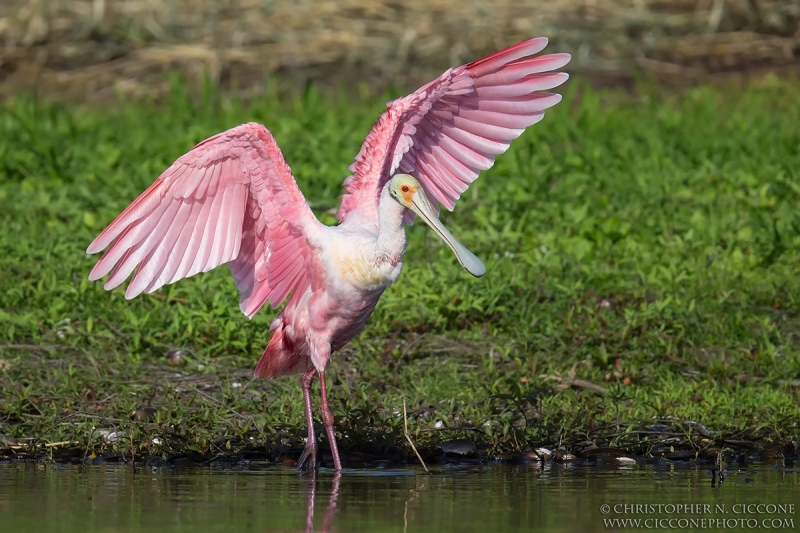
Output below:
[373,185,407,266]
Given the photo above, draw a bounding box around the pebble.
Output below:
[440,439,476,456]
[0,434,20,447]
[164,349,190,367]
[131,406,158,421]
[520,447,553,461]
[555,454,579,462]
[97,429,123,443]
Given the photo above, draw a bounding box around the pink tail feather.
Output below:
[254,321,307,378]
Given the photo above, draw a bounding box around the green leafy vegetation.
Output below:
[1,76,799,462]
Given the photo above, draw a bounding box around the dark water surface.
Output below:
[1,461,798,532]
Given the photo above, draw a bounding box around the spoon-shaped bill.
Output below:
[408,190,486,278]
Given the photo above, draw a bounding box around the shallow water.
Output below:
[1,461,798,532]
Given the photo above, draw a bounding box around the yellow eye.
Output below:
[401,185,410,193]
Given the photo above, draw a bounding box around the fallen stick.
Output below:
[403,400,430,475]
[7,440,78,450]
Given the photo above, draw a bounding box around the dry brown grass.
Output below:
[1,0,798,101]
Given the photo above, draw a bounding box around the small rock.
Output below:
[0,434,19,447]
[617,457,637,465]
[650,443,670,456]
[598,297,617,310]
[519,448,553,461]
[440,439,476,456]
[131,406,158,421]
[683,421,712,437]
[554,448,577,462]
[555,453,578,462]
[535,447,553,460]
[97,429,123,443]
[164,349,190,367]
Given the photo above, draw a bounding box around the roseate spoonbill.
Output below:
[86,38,570,471]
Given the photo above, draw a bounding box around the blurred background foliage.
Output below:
[1,0,799,102]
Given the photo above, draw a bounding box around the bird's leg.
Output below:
[318,371,343,471]
[297,366,318,472]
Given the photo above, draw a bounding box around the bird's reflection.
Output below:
[303,471,341,533]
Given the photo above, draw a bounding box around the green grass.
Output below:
[1,75,799,463]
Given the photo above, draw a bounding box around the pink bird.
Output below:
[86,38,570,471]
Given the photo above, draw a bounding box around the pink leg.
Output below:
[297,366,318,471]
[319,371,342,471]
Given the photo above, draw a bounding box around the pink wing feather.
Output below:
[337,37,570,222]
[87,123,321,318]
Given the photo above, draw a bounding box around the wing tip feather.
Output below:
[86,240,104,255]
[467,37,551,77]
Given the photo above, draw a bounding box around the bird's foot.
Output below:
[297,439,317,472]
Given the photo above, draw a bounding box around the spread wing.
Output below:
[337,37,570,223]
[86,123,322,318]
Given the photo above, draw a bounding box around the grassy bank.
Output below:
[1,76,799,465]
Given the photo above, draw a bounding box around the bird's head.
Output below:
[388,174,485,277]
[388,174,424,208]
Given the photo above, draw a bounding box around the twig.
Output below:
[542,372,608,395]
[597,430,686,439]
[403,401,429,475]
[737,375,800,388]
[417,426,483,434]
[569,378,609,395]
[44,440,76,447]
[8,440,77,450]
